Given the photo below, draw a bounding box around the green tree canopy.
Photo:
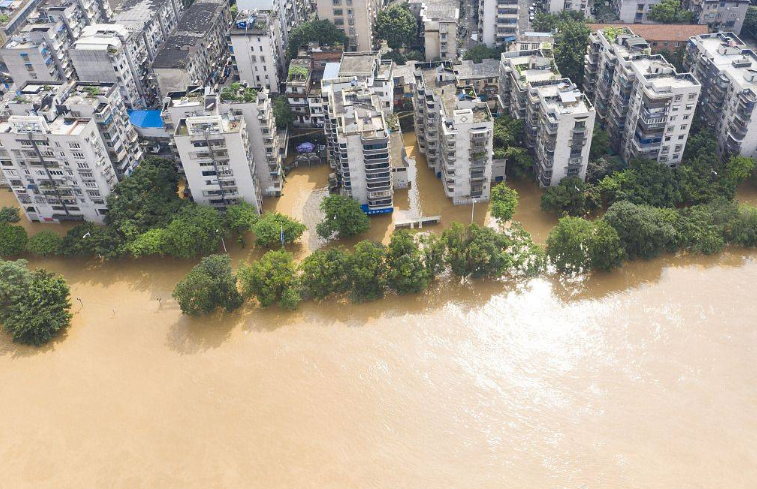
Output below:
[541,176,599,217]
[105,157,183,238]
[547,216,595,273]
[489,183,519,226]
[347,240,387,302]
[251,212,306,248]
[239,249,301,310]
[126,228,168,258]
[286,20,348,59]
[273,96,294,129]
[26,230,62,257]
[376,4,418,49]
[554,15,591,86]
[603,201,678,260]
[598,157,682,208]
[648,0,694,23]
[163,204,226,259]
[442,222,514,278]
[225,202,260,247]
[172,254,243,316]
[385,230,430,295]
[0,206,21,223]
[0,259,31,322]
[59,222,122,258]
[0,223,27,257]
[463,45,503,63]
[589,126,610,161]
[298,247,351,300]
[3,269,71,346]
[316,195,370,240]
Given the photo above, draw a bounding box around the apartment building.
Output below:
[611,0,660,23]
[0,112,117,224]
[70,24,148,108]
[235,0,312,46]
[152,0,231,97]
[112,0,183,61]
[588,23,708,54]
[321,52,394,113]
[170,92,263,211]
[453,59,499,109]
[499,50,595,186]
[685,33,757,158]
[413,65,494,204]
[0,27,64,85]
[407,0,458,61]
[584,27,701,167]
[228,10,284,93]
[3,81,142,177]
[684,0,748,34]
[316,0,379,51]
[285,46,343,126]
[548,0,590,16]
[219,86,284,196]
[478,0,518,47]
[323,84,394,214]
[513,32,554,53]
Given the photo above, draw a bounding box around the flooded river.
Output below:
[1,135,756,488]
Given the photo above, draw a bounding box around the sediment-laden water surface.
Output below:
[1,138,756,488]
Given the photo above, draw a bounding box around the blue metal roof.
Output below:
[128,109,163,129]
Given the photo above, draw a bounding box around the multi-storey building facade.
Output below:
[219,86,284,196]
[152,0,230,97]
[0,112,117,223]
[407,0,458,61]
[284,46,343,126]
[323,84,394,214]
[585,27,701,167]
[235,0,311,46]
[611,0,661,23]
[685,33,757,158]
[4,81,142,178]
[0,29,64,85]
[112,0,183,61]
[316,0,379,51]
[548,0,591,15]
[228,10,284,93]
[478,0,518,47]
[684,0,749,35]
[413,65,494,204]
[321,52,394,113]
[499,51,595,187]
[70,24,148,108]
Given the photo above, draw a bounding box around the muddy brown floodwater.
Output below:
[1,135,756,488]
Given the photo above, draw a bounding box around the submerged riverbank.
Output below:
[2,138,757,487]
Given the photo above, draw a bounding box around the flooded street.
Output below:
[1,136,756,488]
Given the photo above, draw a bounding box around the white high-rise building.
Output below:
[173,107,264,212]
[316,0,380,51]
[0,113,117,223]
[228,10,284,93]
[407,0,459,61]
[321,52,393,114]
[219,86,285,196]
[684,0,749,35]
[70,24,148,108]
[112,0,183,60]
[3,81,143,177]
[323,84,394,214]
[413,65,494,204]
[548,0,591,16]
[685,33,757,158]
[478,0,518,48]
[235,0,312,46]
[499,50,596,187]
[584,27,701,167]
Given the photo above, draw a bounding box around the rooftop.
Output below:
[539,83,593,116]
[338,52,376,77]
[419,0,459,21]
[114,0,174,29]
[691,33,757,90]
[230,10,274,35]
[128,109,164,128]
[152,0,227,69]
[588,23,709,44]
[329,85,387,137]
[389,130,405,169]
[418,66,490,123]
[453,59,499,80]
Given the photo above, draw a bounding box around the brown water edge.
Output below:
[1,141,757,487]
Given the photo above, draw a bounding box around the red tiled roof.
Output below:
[588,23,709,43]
